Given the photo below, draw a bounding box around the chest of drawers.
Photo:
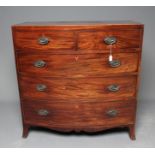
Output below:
[12,21,144,140]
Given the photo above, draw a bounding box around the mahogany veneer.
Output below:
[12,21,144,140]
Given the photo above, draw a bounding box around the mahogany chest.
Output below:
[12,21,144,140]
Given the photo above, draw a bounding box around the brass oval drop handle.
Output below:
[109,60,121,68]
[104,36,117,45]
[34,60,46,68]
[108,84,120,92]
[106,109,118,117]
[38,37,49,45]
[38,109,49,116]
[36,84,47,92]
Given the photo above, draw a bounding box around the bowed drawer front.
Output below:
[12,21,144,140]
[17,52,139,77]
[23,100,136,129]
[19,76,137,101]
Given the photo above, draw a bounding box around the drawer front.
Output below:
[19,76,137,101]
[13,30,75,50]
[17,52,138,77]
[78,30,141,50]
[23,100,136,128]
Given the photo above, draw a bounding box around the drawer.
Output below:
[78,30,141,50]
[17,52,139,78]
[19,76,137,101]
[23,99,136,129]
[13,30,75,50]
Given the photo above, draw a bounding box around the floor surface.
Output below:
[0,100,155,148]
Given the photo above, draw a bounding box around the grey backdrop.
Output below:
[0,6,155,147]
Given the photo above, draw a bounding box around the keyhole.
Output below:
[75,56,79,61]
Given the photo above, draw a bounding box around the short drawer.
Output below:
[13,30,76,50]
[19,76,137,101]
[17,52,139,78]
[23,99,136,129]
[78,30,141,50]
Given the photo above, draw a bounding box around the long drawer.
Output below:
[23,99,136,129]
[19,76,137,101]
[17,52,139,78]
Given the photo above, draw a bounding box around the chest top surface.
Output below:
[12,21,143,30]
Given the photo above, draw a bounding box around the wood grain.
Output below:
[23,99,136,129]
[13,30,76,50]
[19,76,137,101]
[78,30,141,50]
[15,48,140,54]
[12,21,143,31]
[17,52,139,77]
